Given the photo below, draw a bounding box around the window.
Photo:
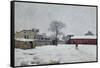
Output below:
[34,36,36,39]
[27,35,29,39]
[24,35,29,39]
[24,35,27,39]
[41,37,44,40]
[24,31,26,33]
[45,38,48,40]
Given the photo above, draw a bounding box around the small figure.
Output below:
[75,44,78,49]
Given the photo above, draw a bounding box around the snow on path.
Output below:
[15,44,97,66]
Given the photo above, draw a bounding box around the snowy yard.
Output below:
[15,44,97,66]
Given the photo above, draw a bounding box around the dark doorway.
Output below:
[29,41,33,48]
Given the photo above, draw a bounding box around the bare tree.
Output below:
[49,21,65,45]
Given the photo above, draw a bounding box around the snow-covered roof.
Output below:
[15,38,35,41]
[71,36,96,39]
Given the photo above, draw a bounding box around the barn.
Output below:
[66,36,97,45]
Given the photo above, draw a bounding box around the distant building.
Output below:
[62,35,74,41]
[34,35,52,45]
[15,29,39,39]
[15,29,52,48]
[66,36,97,45]
[15,38,36,49]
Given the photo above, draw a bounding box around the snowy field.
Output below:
[15,44,97,66]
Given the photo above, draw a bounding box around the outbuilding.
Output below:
[15,38,36,49]
[66,36,97,45]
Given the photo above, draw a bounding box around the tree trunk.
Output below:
[55,28,58,46]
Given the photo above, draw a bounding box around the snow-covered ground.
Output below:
[15,44,97,66]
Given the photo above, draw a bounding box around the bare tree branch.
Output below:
[49,21,66,45]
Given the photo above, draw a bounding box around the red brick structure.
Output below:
[67,36,97,45]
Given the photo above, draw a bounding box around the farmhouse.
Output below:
[66,36,97,45]
[15,38,52,49]
[15,29,53,48]
[15,29,39,39]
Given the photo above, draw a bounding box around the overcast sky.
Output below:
[15,2,97,36]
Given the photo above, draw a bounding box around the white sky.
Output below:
[15,2,97,36]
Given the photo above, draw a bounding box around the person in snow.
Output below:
[74,41,78,49]
[75,44,78,49]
